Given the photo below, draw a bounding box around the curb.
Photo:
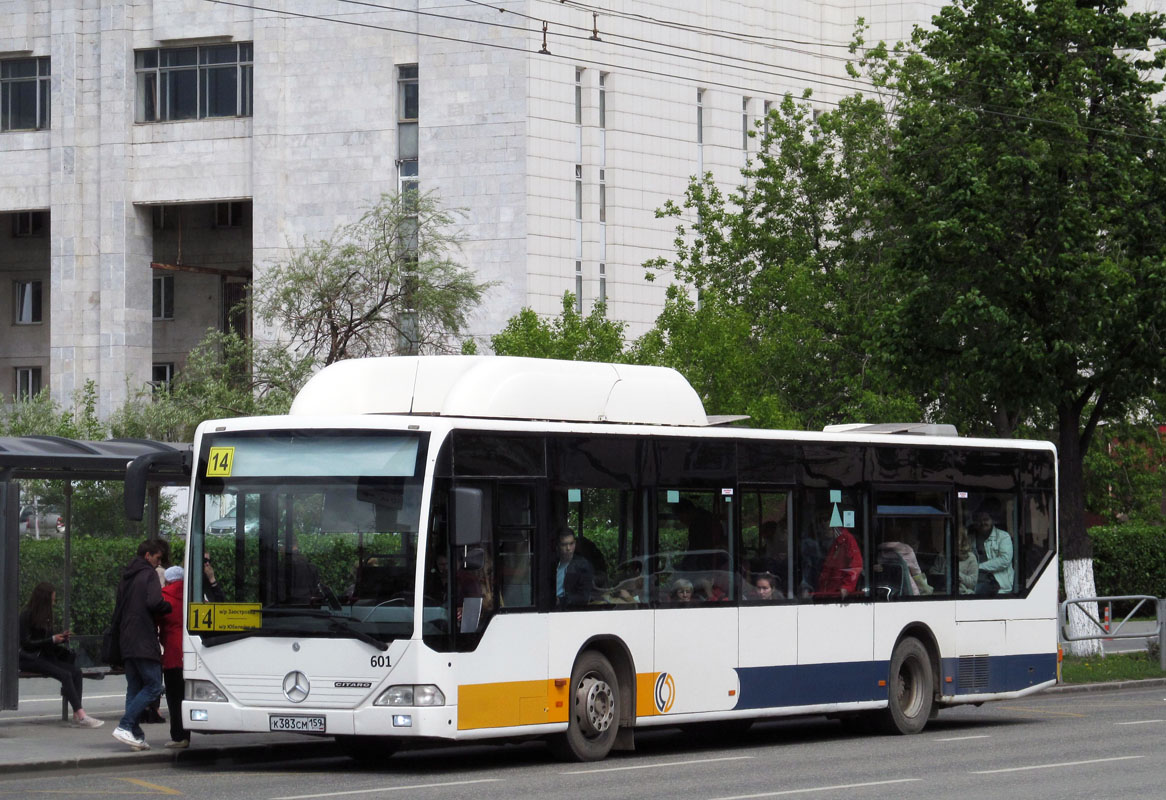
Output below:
[1043,676,1166,694]
[1,739,339,776]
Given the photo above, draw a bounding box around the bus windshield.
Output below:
[189,431,433,644]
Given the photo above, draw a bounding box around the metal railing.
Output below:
[1060,595,1165,671]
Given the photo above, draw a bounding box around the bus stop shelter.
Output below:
[0,436,191,710]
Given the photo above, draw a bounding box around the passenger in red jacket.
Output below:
[159,566,188,749]
[814,527,863,599]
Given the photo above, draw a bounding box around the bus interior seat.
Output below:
[872,560,910,600]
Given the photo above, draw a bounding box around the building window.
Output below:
[135,43,253,122]
[214,201,247,228]
[575,261,583,312]
[743,97,750,149]
[13,281,42,324]
[153,274,174,320]
[575,68,583,125]
[12,211,47,238]
[575,164,583,220]
[697,89,704,144]
[15,367,42,400]
[763,99,772,138]
[598,73,606,129]
[1,57,50,131]
[398,64,419,196]
[599,263,606,305]
[151,363,174,392]
[598,169,606,223]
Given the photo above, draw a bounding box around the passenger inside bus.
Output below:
[752,573,779,602]
[970,511,1014,594]
[813,525,863,599]
[670,578,695,603]
[957,529,979,594]
[555,528,594,608]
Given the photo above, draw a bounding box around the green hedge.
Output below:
[17,535,395,640]
[1089,524,1166,599]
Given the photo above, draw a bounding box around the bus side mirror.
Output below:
[453,487,486,546]
[124,450,190,522]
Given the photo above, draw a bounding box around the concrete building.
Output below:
[0,0,937,415]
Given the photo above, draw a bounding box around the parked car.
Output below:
[206,506,259,536]
[19,505,64,537]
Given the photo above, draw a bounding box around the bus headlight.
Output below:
[185,680,228,702]
[374,684,445,707]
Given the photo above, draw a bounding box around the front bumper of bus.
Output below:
[184,701,460,739]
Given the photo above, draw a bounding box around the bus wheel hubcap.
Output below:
[577,675,614,736]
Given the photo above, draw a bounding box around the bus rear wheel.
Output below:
[335,734,399,764]
[549,651,620,762]
[880,637,933,735]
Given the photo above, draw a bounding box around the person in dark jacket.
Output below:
[111,540,171,751]
[18,582,103,728]
[554,528,594,608]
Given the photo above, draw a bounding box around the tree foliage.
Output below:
[491,293,627,363]
[641,92,920,429]
[256,191,493,363]
[880,0,1166,562]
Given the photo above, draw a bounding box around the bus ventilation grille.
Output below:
[957,655,990,690]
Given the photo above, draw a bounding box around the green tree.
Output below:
[256,191,492,363]
[642,92,919,429]
[491,293,627,363]
[881,0,1166,652]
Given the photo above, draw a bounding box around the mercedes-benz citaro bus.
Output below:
[180,356,1058,762]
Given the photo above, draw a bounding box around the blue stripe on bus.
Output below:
[734,661,890,709]
[733,652,1057,709]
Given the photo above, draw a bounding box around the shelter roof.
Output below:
[0,436,191,482]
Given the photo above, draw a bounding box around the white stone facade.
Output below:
[0,0,942,415]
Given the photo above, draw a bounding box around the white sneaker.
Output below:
[132,739,151,751]
[72,715,104,728]
[112,727,139,748]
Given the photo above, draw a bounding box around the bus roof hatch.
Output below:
[289,356,712,426]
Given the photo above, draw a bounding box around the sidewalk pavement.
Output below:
[0,674,338,774]
[4,674,1166,775]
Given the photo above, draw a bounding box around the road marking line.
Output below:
[120,778,183,795]
[270,778,501,799]
[935,734,990,742]
[971,755,1144,774]
[710,778,921,800]
[1115,720,1164,725]
[564,755,753,774]
[996,705,1086,717]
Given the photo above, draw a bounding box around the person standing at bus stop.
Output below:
[159,565,190,749]
[111,540,172,751]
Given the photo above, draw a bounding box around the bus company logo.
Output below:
[653,672,676,713]
[334,681,372,689]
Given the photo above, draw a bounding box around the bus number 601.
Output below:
[370,655,391,668]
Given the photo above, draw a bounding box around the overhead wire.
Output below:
[202,0,1166,146]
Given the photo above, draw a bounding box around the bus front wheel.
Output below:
[550,651,620,762]
[881,637,933,735]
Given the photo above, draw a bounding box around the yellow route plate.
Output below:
[205,446,235,477]
[189,603,261,632]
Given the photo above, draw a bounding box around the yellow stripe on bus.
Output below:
[458,679,570,730]
[459,673,665,730]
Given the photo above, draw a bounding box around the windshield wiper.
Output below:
[327,617,389,651]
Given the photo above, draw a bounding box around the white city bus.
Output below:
[180,356,1058,762]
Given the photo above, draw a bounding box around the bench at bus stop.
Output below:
[17,634,122,720]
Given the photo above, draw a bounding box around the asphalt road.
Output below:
[1,684,1163,800]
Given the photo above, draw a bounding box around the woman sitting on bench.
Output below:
[18,582,103,728]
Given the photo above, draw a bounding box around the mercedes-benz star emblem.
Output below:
[282,671,310,703]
